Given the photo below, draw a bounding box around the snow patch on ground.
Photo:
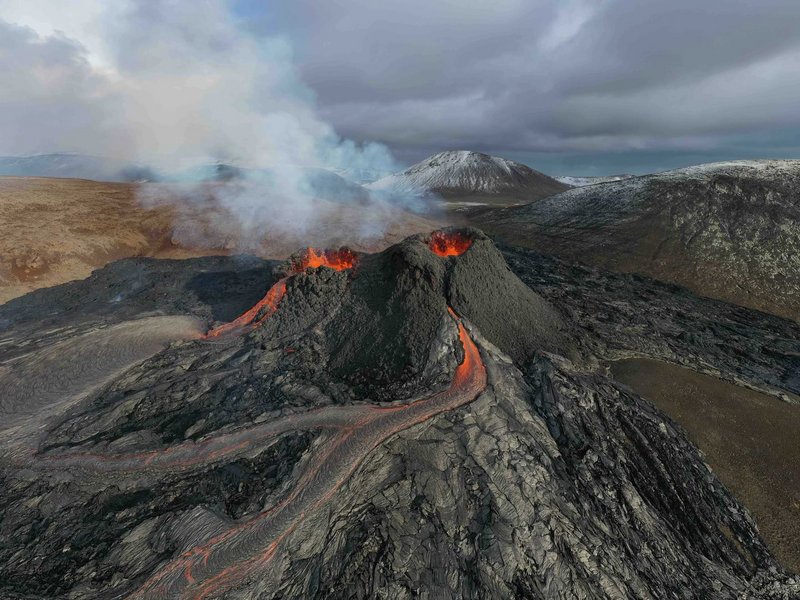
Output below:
[556,175,634,187]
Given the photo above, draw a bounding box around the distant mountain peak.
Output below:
[369,150,569,201]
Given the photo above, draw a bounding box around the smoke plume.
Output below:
[0,1,427,252]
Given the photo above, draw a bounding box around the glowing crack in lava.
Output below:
[111,308,487,600]
[203,248,356,338]
[429,230,473,257]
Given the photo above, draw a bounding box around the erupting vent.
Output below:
[292,248,357,272]
[429,231,473,257]
[203,247,357,339]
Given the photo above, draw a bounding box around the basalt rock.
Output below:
[500,243,800,402]
[317,228,573,397]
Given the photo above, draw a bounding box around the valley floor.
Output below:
[611,358,800,573]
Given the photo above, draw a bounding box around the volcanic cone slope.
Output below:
[320,229,572,396]
[0,230,796,599]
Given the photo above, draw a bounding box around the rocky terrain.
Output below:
[475,160,800,321]
[500,243,800,572]
[369,151,570,205]
[1,229,798,599]
[500,244,800,402]
[611,358,800,574]
[0,177,443,304]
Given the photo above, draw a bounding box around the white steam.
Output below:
[0,0,430,251]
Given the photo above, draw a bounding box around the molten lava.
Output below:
[447,307,477,388]
[292,247,357,272]
[429,231,473,257]
[203,248,357,339]
[203,279,288,339]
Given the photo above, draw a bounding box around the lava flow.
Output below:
[127,309,486,600]
[429,230,473,257]
[203,248,356,339]
[203,278,288,339]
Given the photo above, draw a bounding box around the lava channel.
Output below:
[203,248,356,339]
[203,278,287,339]
[130,308,486,600]
[429,230,473,257]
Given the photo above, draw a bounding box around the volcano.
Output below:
[202,248,358,339]
[0,229,798,599]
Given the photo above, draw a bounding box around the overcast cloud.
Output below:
[1,0,799,174]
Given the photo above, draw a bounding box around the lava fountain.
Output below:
[429,230,473,257]
[203,248,356,339]
[292,247,357,271]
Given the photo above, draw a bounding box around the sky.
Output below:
[1,0,799,175]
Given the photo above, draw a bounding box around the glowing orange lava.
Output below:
[429,231,473,257]
[292,247,357,272]
[203,279,288,339]
[448,306,476,387]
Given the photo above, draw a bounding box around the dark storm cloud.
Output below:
[258,0,800,166]
[2,1,799,173]
[0,3,396,175]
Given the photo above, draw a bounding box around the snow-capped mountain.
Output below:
[369,151,570,201]
[555,174,634,187]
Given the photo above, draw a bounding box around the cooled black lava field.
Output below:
[1,229,798,599]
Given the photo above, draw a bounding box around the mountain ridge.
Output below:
[474,159,800,321]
